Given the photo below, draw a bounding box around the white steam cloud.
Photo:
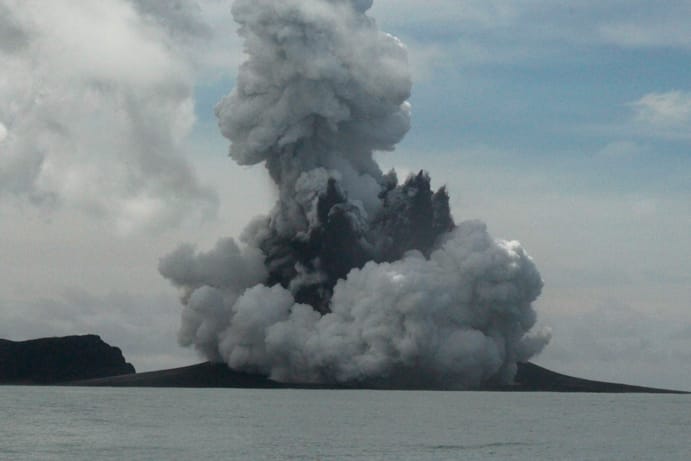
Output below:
[160,0,550,388]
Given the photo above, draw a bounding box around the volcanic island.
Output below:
[0,335,686,393]
[4,2,687,396]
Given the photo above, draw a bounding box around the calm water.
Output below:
[1,387,689,460]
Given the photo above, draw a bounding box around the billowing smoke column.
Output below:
[160,0,550,388]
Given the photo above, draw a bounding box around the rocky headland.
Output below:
[0,335,135,384]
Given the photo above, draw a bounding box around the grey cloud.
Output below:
[0,2,29,53]
[129,0,213,41]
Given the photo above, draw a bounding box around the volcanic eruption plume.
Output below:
[160,0,550,388]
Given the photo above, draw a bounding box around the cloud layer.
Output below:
[0,0,217,232]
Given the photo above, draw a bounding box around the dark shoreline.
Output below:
[2,336,687,393]
[69,361,689,394]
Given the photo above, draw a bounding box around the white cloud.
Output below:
[626,91,691,141]
[631,91,691,127]
[582,92,691,143]
[0,121,7,143]
[131,0,212,40]
[0,0,218,232]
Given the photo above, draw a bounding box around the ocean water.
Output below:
[1,387,689,460]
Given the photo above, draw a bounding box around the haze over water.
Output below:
[3,387,689,460]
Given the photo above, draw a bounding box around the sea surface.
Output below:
[1,386,689,460]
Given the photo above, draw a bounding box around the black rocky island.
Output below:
[0,335,135,384]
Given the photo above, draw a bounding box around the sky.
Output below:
[1,0,689,390]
